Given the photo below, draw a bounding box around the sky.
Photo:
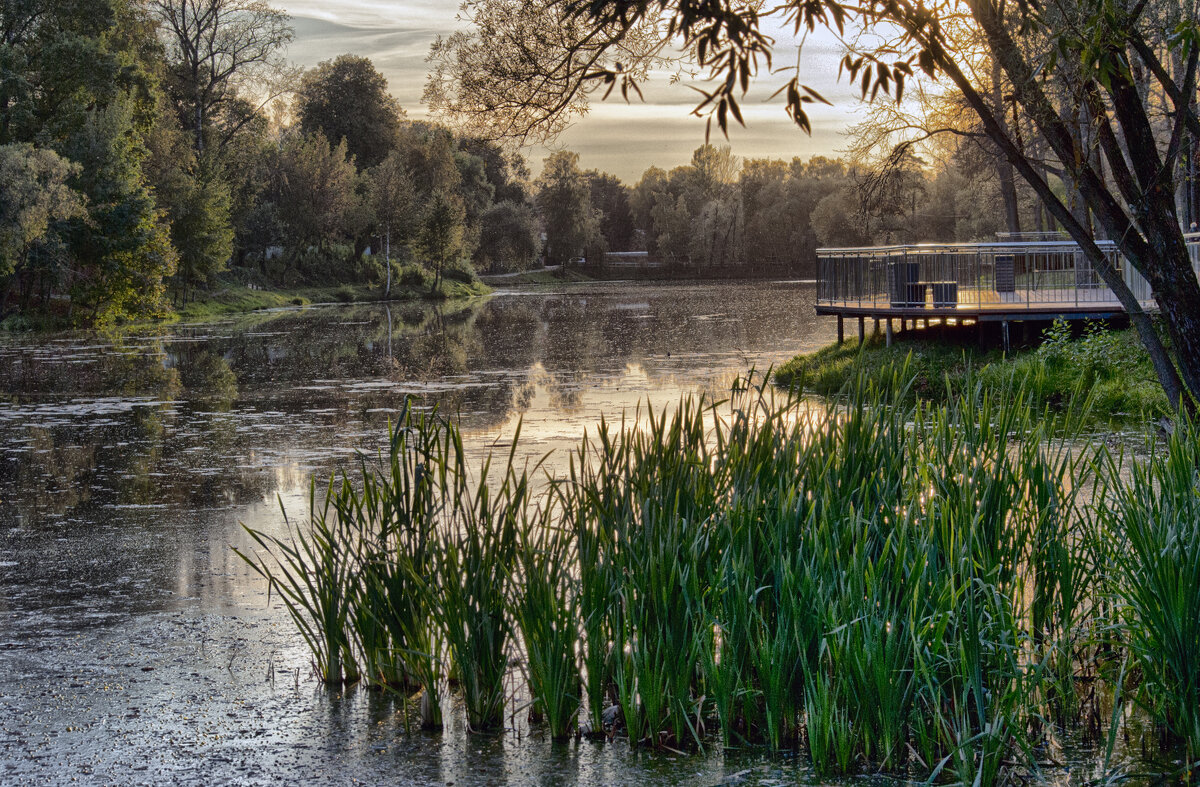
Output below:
[277,1,862,182]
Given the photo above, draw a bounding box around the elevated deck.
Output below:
[816,236,1200,327]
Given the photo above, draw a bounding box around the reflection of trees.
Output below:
[178,349,238,410]
[0,284,823,525]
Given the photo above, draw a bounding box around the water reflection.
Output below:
[0,281,840,784]
[1,282,831,527]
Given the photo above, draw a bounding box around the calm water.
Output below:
[0,280,876,785]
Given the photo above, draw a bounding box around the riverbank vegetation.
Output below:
[238,371,1198,782]
[0,2,528,331]
[2,2,1059,333]
[775,321,1170,421]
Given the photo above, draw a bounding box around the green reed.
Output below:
[1098,418,1200,756]
[239,360,1200,783]
[511,504,580,740]
[236,481,359,684]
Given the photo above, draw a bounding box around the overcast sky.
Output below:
[277,1,861,182]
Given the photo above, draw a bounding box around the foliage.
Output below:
[775,322,1169,421]
[476,201,540,273]
[536,151,603,265]
[0,143,85,286]
[296,55,403,170]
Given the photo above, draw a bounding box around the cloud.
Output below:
[278,2,861,177]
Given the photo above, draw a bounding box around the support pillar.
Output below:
[837,315,844,345]
[885,319,893,347]
[1002,320,1011,353]
[858,316,865,344]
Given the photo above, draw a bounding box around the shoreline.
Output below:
[0,278,493,335]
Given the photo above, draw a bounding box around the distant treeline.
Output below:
[0,1,1018,328]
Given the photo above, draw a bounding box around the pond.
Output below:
[0,280,881,785]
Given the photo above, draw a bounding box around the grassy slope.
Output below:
[775,323,1169,420]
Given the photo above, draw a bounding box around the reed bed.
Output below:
[237,367,1200,781]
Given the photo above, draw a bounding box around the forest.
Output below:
[0,0,1041,330]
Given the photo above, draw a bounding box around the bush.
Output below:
[398,264,430,288]
[442,262,477,284]
[334,285,355,303]
[0,313,33,332]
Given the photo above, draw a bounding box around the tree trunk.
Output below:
[927,25,1191,408]
[992,61,1022,234]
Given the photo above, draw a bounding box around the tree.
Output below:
[811,188,870,248]
[295,55,403,170]
[151,0,294,156]
[163,168,235,301]
[477,200,540,272]
[368,150,417,294]
[1,0,157,147]
[270,133,360,262]
[535,151,602,264]
[62,98,178,326]
[586,171,635,251]
[416,189,467,293]
[457,136,530,205]
[439,0,1200,410]
[740,157,838,272]
[0,143,85,314]
[424,0,669,144]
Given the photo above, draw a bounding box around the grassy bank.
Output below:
[0,274,490,334]
[775,320,1169,420]
[172,278,490,323]
[479,267,597,285]
[238,372,1198,782]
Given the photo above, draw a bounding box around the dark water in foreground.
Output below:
[1,280,877,785]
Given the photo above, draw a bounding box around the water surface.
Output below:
[1,281,866,785]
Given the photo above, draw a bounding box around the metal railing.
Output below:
[816,235,1200,312]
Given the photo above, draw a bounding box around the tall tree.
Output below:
[270,133,359,263]
[151,0,293,156]
[477,201,540,272]
[536,151,601,265]
[367,149,417,294]
[295,54,403,170]
[162,167,235,301]
[586,171,634,251]
[62,98,178,326]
